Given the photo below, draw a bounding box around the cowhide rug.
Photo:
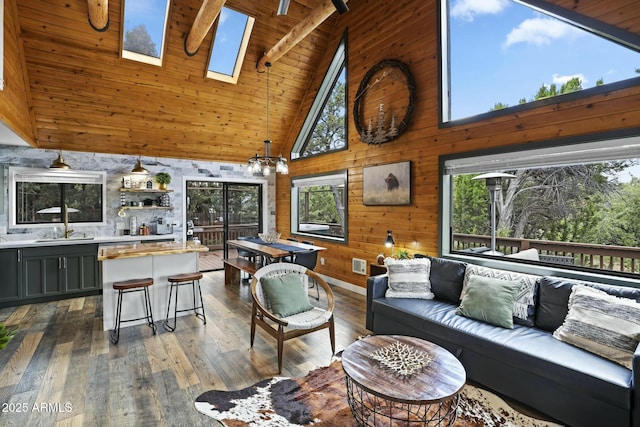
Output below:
[195,359,564,427]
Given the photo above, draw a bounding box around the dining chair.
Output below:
[283,238,299,262]
[294,249,320,299]
[250,263,335,373]
[237,236,257,279]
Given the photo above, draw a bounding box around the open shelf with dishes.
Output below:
[120,188,173,210]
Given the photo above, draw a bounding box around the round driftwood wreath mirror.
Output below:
[353,59,416,145]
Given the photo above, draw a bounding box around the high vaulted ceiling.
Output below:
[14,0,340,162]
[8,0,640,163]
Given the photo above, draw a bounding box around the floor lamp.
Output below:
[471,172,515,256]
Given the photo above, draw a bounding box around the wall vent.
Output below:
[352,258,367,275]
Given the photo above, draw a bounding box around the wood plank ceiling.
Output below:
[12,0,640,163]
[16,0,338,163]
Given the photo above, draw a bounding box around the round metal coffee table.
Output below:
[342,335,466,426]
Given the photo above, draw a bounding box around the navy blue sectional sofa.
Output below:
[366,257,640,427]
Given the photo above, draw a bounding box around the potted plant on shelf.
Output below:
[155,172,171,190]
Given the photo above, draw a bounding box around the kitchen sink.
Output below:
[35,236,95,242]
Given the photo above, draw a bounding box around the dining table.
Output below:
[227,238,326,264]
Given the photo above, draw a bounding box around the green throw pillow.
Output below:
[456,274,523,329]
[260,273,313,318]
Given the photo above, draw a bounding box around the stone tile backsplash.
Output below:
[0,147,275,241]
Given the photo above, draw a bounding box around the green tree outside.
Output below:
[123,24,158,57]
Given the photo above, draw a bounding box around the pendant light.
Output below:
[131,156,149,174]
[247,63,289,176]
[50,150,72,169]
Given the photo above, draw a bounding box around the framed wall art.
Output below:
[363,161,411,205]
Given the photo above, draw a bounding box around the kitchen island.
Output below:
[99,241,208,331]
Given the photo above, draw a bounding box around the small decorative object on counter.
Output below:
[120,192,126,206]
[123,176,132,189]
[155,172,171,190]
[377,253,385,265]
[130,216,137,236]
[161,193,171,207]
[146,179,153,189]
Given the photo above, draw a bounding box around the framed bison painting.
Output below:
[363,161,411,205]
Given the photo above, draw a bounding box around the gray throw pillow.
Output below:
[554,285,640,369]
[536,276,640,332]
[384,257,434,299]
[261,273,313,318]
[456,275,523,329]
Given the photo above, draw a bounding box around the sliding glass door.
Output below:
[186,180,262,271]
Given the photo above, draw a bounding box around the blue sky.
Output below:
[123,0,168,56]
[123,0,245,75]
[449,0,639,120]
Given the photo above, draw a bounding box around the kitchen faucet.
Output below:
[64,204,74,238]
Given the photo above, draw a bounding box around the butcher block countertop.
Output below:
[98,241,208,261]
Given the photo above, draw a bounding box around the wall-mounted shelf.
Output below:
[121,206,174,211]
[120,188,173,193]
[120,188,173,209]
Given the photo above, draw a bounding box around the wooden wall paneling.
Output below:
[275,0,640,289]
[0,0,37,145]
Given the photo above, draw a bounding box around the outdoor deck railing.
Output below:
[453,233,640,275]
[193,224,259,250]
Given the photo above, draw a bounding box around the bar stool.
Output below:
[110,278,156,344]
[164,272,206,332]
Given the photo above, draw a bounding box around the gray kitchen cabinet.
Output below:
[61,245,99,292]
[0,248,22,303]
[20,244,99,301]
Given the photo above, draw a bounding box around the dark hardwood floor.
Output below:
[0,271,369,426]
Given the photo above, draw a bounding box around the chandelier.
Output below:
[247,62,289,176]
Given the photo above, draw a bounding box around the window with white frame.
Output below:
[440,132,640,278]
[121,0,170,66]
[9,167,106,228]
[291,171,347,242]
[206,7,255,84]
[440,0,640,123]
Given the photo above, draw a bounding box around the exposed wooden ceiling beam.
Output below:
[87,0,109,32]
[185,0,226,56]
[257,0,348,73]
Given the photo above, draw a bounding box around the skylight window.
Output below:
[121,0,171,66]
[207,7,255,84]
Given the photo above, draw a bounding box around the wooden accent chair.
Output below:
[250,263,335,373]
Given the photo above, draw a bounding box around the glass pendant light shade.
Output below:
[247,63,289,176]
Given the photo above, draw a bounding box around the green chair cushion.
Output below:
[261,273,313,318]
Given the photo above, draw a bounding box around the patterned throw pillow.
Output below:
[462,265,539,326]
[384,257,434,299]
[554,285,640,369]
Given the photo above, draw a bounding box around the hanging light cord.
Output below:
[265,62,271,148]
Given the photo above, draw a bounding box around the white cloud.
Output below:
[219,8,230,25]
[503,17,583,48]
[451,0,510,21]
[552,73,588,86]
